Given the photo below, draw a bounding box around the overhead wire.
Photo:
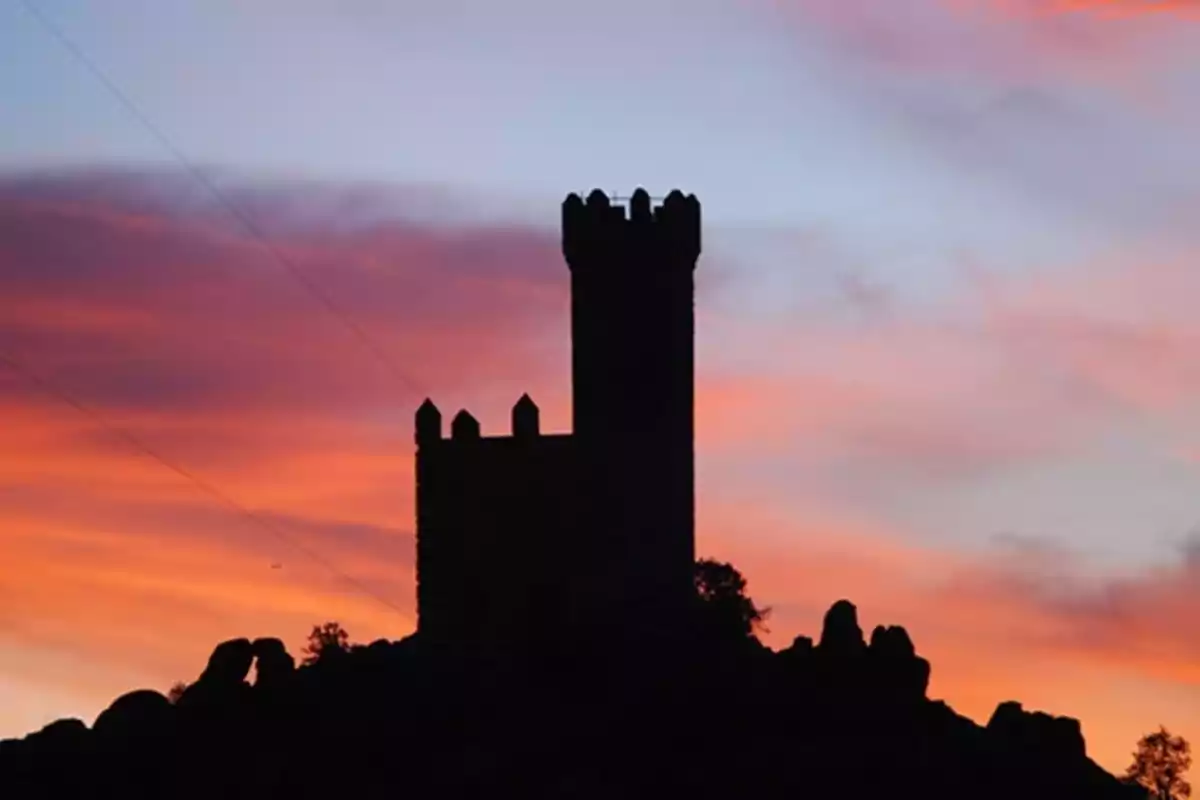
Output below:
[13,0,427,620]
[0,351,411,618]
[18,0,426,399]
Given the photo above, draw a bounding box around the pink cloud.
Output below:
[763,0,1193,86]
[982,0,1200,20]
[702,248,1200,485]
[974,258,1200,418]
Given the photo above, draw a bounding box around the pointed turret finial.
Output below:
[415,398,442,446]
[512,393,540,438]
[451,409,480,440]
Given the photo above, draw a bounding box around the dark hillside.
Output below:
[1,571,1146,800]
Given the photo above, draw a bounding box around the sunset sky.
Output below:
[2,0,1200,774]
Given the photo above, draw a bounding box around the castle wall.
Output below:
[415,433,579,655]
[414,187,702,657]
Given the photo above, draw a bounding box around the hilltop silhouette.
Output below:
[0,190,1153,797]
[0,564,1146,798]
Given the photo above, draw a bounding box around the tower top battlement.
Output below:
[561,187,700,269]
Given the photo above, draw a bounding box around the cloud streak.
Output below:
[760,0,1200,243]
[985,0,1200,20]
[774,0,1199,79]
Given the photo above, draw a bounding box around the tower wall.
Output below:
[561,188,701,636]
[415,408,579,656]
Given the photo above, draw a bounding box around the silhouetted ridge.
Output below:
[0,590,1147,800]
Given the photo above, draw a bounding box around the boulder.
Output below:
[93,690,173,743]
[198,638,255,686]
[987,701,1086,762]
[176,638,256,713]
[818,600,866,658]
[868,625,931,701]
[28,718,90,751]
[252,637,295,689]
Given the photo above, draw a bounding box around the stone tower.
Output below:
[415,188,701,656]
[561,188,701,638]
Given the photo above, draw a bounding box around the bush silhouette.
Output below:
[300,621,352,665]
[1125,726,1191,800]
[693,558,770,640]
[165,681,188,704]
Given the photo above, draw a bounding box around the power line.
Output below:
[0,349,411,619]
[15,1,422,620]
[18,0,426,400]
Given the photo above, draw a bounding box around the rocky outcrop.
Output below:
[818,599,867,659]
[93,689,174,744]
[987,701,1087,762]
[0,603,1145,800]
[175,637,257,718]
[199,637,255,685]
[252,637,296,690]
[868,624,931,702]
[778,634,814,672]
[23,718,89,754]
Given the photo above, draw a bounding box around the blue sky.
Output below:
[2,1,1095,245]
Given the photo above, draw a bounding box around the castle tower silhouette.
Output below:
[414,188,701,658]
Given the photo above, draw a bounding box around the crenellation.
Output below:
[450,410,480,440]
[629,187,652,223]
[561,187,701,269]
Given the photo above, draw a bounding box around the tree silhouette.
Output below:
[1125,726,1192,800]
[166,681,187,704]
[301,621,351,665]
[693,558,770,639]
